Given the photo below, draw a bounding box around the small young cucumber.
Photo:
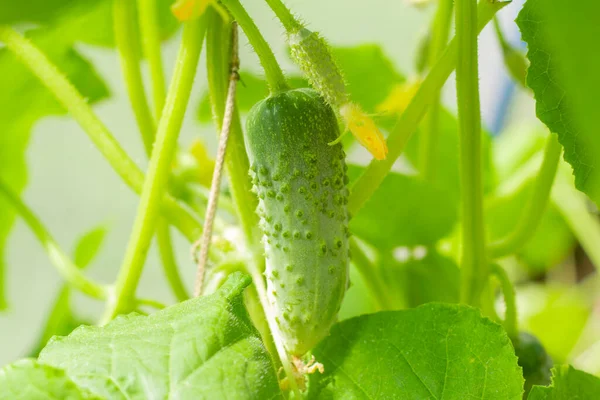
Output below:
[245,88,350,356]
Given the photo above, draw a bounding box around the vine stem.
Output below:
[137,0,167,119]
[113,0,156,154]
[0,25,202,243]
[118,0,190,303]
[489,134,562,258]
[456,0,487,306]
[264,0,303,32]
[418,0,453,180]
[0,179,109,300]
[491,264,517,339]
[348,0,509,215]
[219,0,289,93]
[193,22,240,297]
[102,17,208,321]
[349,239,391,311]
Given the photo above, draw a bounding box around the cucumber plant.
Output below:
[1,0,600,399]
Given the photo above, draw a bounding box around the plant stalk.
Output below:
[491,263,517,339]
[455,0,487,306]
[264,0,303,32]
[103,17,207,321]
[489,134,562,258]
[348,0,508,215]
[219,0,289,93]
[0,25,202,243]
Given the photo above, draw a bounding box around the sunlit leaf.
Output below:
[527,365,600,399]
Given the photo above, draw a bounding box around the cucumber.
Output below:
[245,88,350,356]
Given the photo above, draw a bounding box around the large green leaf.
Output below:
[309,303,524,399]
[36,273,281,399]
[348,166,458,249]
[517,0,600,206]
[527,365,600,399]
[0,30,109,310]
[0,359,99,400]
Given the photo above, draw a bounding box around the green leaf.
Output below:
[0,30,109,311]
[0,359,99,400]
[38,273,281,399]
[517,0,600,206]
[527,365,600,399]
[309,303,524,399]
[0,0,179,47]
[348,166,458,249]
[73,226,107,268]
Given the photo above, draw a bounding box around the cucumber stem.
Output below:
[489,134,562,258]
[418,0,453,180]
[219,0,289,93]
[103,18,207,321]
[0,25,202,243]
[456,0,487,306]
[349,239,392,311]
[113,0,156,154]
[348,0,508,215]
[0,179,109,300]
[264,0,303,32]
[137,0,168,119]
[491,264,518,339]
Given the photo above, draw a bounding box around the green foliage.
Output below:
[513,332,553,396]
[528,365,600,400]
[309,303,524,399]
[2,274,282,399]
[517,0,600,206]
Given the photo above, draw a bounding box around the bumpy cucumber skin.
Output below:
[289,29,348,108]
[246,88,350,356]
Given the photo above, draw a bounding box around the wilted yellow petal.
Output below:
[340,103,388,160]
[376,80,421,116]
[171,0,211,21]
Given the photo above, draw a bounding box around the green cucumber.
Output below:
[245,88,350,356]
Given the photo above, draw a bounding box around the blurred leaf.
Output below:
[0,0,179,47]
[519,285,591,363]
[348,165,457,249]
[0,29,109,310]
[37,273,281,399]
[72,226,107,268]
[309,303,524,399]
[486,180,575,273]
[0,359,99,400]
[338,264,377,321]
[527,365,600,399]
[513,332,553,396]
[405,107,497,202]
[517,0,600,206]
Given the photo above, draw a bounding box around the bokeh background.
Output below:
[1,0,564,367]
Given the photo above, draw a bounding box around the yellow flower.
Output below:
[171,0,212,21]
[339,103,388,160]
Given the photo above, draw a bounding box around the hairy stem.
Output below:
[113,0,156,154]
[219,0,289,93]
[491,264,517,339]
[348,0,508,215]
[157,220,191,302]
[137,0,167,118]
[489,134,562,258]
[0,25,202,243]
[264,0,303,32]
[103,18,207,321]
[0,179,108,300]
[456,0,487,306]
[418,0,453,180]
